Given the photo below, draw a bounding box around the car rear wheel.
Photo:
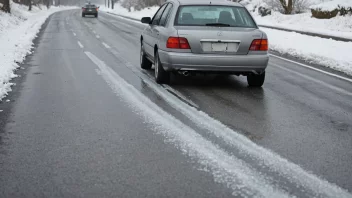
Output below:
[140,43,152,70]
[82,14,85,17]
[95,14,98,18]
[154,51,170,84]
[247,72,265,87]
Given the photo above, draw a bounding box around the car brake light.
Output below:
[82,8,86,11]
[249,39,268,51]
[96,8,99,11]
[167,37,190,49]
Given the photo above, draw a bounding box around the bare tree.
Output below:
[121,0,138,12]
[111,0,120,9]
[28,0,32,11]
[265,0,309,14]
[0,0,11,13]
[121,0,164,11]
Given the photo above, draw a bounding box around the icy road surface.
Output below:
[0,10,352,197]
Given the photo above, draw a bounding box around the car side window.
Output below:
[152,4,168,25]
[159,4,173,27]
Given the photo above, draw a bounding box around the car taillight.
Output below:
[82,8,86,11]
[96,8,99,11]
[249,39,268,51]
[167,37,190,49]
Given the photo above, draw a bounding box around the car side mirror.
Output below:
[141,17,152,24]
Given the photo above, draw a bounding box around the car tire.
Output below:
[140,43,152,70]
[95,14,98,18]
[154,51,170,84]
[82,14,85,17]
[247,72,265,87]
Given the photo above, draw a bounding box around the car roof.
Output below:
[168,0,243,7]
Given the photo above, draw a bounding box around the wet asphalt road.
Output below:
[0,10,352,197]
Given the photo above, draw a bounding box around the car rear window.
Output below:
[85,5,96,8]
[175,5,256,28]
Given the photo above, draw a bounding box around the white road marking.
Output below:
[96,35,100,39]
[85,51,352,198]
[270,54,352,83]
[93,30,96,34]
[77,41,84,49]
[271,63,352,96]
[73,32,76,36]
[102,42,111,49]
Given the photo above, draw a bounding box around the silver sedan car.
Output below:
[140,0,269,87]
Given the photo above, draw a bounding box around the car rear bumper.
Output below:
[83,11,98,14]
[158,50,269,73]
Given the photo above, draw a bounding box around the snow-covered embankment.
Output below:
[0,4,75,100]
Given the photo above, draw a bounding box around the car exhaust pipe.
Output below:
[178,71,191,77]
[182,71,190,77]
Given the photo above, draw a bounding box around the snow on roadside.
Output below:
[0,3,76,101]
[99,4,159,20]
[252,11,352,40]
[262,27,352,75]
[244,0,352,40]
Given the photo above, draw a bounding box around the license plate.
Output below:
[211,43,228,52]
[89,9,92,11]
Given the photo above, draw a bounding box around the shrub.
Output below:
[311,5,352,19]
[258,6,272,16]
[311,8,339,19]
[338,5,352,16]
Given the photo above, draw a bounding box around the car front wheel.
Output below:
[247,72,265,87]
[154,51,170,84]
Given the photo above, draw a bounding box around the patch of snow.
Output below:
[0,3,76,100]
[253,11,352,40]
[99,4,159,20]
[262,27,352,75]
[242,0,352,40]
[310,0,352,11]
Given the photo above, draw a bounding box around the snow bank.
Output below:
[253,11,352,40]
[263,27,352,75]
[0,4,75,100]
[242,0,352,40]
[310,0,352,11]
[99,4,159,20]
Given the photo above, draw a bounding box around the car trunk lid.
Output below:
[176,26,263,55]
